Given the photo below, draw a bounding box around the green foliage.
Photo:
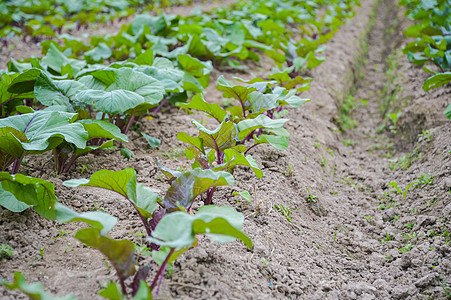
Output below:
[148,205,252,249]
[0,244,13,259]
[62,167,251,296]
[274,202,297,224]
[400,0,451,115]
[0,272,76,300]
[0,172,57,220]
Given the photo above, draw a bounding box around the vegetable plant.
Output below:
[62,167,252,296]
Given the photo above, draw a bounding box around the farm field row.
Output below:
[0,0,450,299]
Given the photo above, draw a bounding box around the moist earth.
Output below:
[1,0,450,299]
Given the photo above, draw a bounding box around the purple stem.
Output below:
[244,143,263,156]
[125,198,152,237]
[11,153,25,175]
[62,154,80,173]
[240,130,255,145]
[205,186,216,205]
[240,99,246,117]
[150,248,175,292]
[11,115,35,174]
[222,194,236,201]
[124,116,135,135]
[152,98,168,114]
[156,262,168,294]
[118,275,127,295]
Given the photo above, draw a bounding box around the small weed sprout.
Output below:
[274,202,297,224]
[0,244,13,259]
[380,232,394,244]
[398,244,413,254]
[437,275,451,297]
[342,139,356,147]
[388,147,421,170]
[78,164,90,174]
[54,228,71,242]
[417,130,433,142]
[306,189,317,203]
[416,174,434,189]
[403,232,417,243]
[363,215,375,225]
[279,163,293,175]
[405,222,416,230]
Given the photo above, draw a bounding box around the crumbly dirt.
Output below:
[1,0,451,299]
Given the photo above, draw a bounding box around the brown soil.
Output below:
[1,0,451,299]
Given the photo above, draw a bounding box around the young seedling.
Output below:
[398,244,413,254]
[274,202,297,223]
[0,244,13,259]
[53,228,71,243]
[306,189,317,203]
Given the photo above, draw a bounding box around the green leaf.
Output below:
[177,54,213,78]
[0,72,31,112]
[135,49,154,66]
[0,111,87,153]
[214,148,263,178]
[274,87,310,107]
[0,126,27,169]
[247,91,278,112]
[41,44,86,76]
[78,120,128,141]
[216,75,256,104]
[444,103,451,119]
[0,172,57,220]
[180,94,227,122]
[0,272,76,300]
[135,184,160,219]
[75,89,148,115]
[162,168,234,210]
[63,168,159,219]
[237,114,289,140]
[105,68,165,104]
[255,134,289,150]
[154,158,183,181]
[0,188,31,212]
[34,75,88,111]
[233,190,251,203]
[85,43,112,64]
[120,148,133,160]
[7,68,43,94]
[176,132,205,154]
[193,120,237,151]
[141,132,161,148]
[76,227,136,280]
[423,72,451,91]
[98,281,126,300]
[55,202,117,235]
[63,168,136,199]
[148,206,252,249]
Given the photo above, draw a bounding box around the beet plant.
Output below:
[61,167,252,297]
[0,110,88,174]
[173,76,309,204]
[0,172,58,220]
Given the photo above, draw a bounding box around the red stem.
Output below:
[124,115,135,135]
[150,248,175,292]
